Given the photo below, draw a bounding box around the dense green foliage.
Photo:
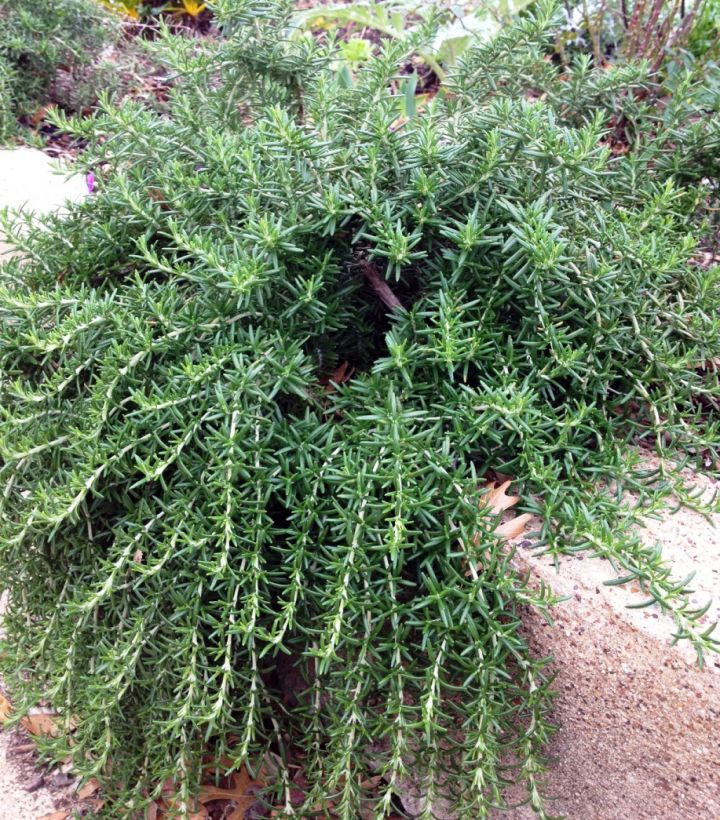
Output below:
[1,0,719,815]
[0,61,14,142]
[689,0,720,60]
[0,0,113,137]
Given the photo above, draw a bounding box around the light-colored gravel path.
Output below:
[0,732,57,819]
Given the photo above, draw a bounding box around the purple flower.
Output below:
[86,172,95,194]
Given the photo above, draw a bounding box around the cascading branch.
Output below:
[1,1,719,816]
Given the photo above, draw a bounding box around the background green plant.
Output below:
[0,0,719,816]
[0,57,16,142]
[688,0,720,59]
[101,0,208,22]
[291,0,718,86]
[290,0,537,78]
[0,0,115,136]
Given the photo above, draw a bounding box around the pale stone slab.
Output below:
[0,146,87,258]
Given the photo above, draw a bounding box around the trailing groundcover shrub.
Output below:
[1,0,720,815]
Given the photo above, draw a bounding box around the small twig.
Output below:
[359,260,404,311]
[24,775,45,793]
[12,743,37,755]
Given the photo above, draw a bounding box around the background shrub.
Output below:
[689,0,720,60]
[0,0,719,816]
[0,57,15,142]
[0,0,115,132]
[102,0,210,25]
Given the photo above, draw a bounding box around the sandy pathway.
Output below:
[499,457,720,819]
[0,732,57,819]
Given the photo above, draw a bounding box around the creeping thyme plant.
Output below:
[1,0,719,815]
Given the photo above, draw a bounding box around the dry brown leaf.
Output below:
[330,361,353,385]
[480,480,520,515]
[198,784,256,806]
[0,693,12,722]
[389,93,434,132]
[37,813,69,820]
[197,785,233,800]
[320,360,355,394]
[478,480,533,542]
[22,709,61,737]
[494,513,533,541]
[197,766,259,816]
[158,801,208,819]
[146,802,159,820]
[78,779,101,799]
[158,766,261,818]
[160,776,176,794]
[389,115,408,132]
[31,106,49,126]
[21,710,77,738]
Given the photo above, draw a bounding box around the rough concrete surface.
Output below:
[501,457,720,820]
